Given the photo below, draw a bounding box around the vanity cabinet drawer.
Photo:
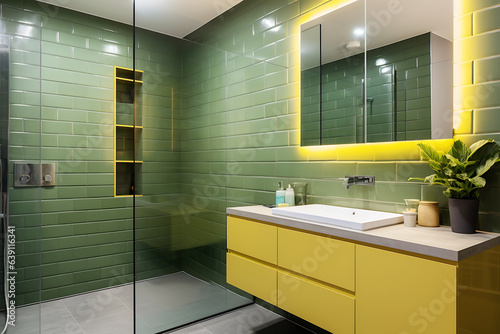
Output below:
[356,245,456,334]
[227,216,277,264]
[227,252,277,305]
[278,227,355,291]
[278,271,354,334]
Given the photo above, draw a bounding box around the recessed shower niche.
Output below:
[114,66,143,196]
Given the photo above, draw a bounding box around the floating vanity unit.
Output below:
[226,205,500,334]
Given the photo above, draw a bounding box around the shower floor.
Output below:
[0,272,252,334]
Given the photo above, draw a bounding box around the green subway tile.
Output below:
[300,0,325,13]
[10,118,24,132]
[473,108,500,134]
[42,29,58,44]
[41,147,73,160]
[478,213,500,233]
[375,183,421,203]
[42,94,73,109]
[265,70,288,88]
[10,132,40,146]
[72,269,101,284]
[396,162,433,182]
[41,134,57,147]
[277,2,300,23]
[41,200,73,213]
[454,82,500,110]
[475,56,500,83]
[265,100,287,117]
[454,30,500,62]
[276,82,298,101]
[5,20,40,39]
[421,184,448,208]
[57,134,87,148]
[276,114,296,131]
[11,63,40,79]
[58,174,88,186]
[88,174,113,185]
[41,224,74,239]
[357,162,396,181]
[253,14,276,35]
[87,186,114,197]
[264,24,287,45]
[244,33,265,52]
[234,25,253,45]
[41,273,74,289]
[42,120,73,134]
[57,162,87,174]
[11,35,40,54]
[56,109,87,122]
[88,110,114,124]
[310,179,344,197]
[11,77,40,92]
[58,186,88,199]
[74,48,101,63]
[42,41,73,58]
[72,222,100,235]
[73,198,102,211]
[3,5,42,26]
[22,119,40,134]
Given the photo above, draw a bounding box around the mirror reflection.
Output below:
[300,0,453,146]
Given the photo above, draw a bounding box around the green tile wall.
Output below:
[454,0,500,231]
[184,0,500,240]
[3,3,42,306]
[6,0,500,313]
[5,1,185,305]
[180,42,231,286]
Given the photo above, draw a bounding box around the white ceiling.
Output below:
[36,0,244,38]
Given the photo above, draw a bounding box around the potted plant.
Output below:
[410,139,500,234]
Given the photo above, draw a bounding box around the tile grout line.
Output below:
[58,299,87,334]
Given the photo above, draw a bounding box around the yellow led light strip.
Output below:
[295,0,454,160]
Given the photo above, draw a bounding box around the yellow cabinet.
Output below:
[457,244,500,334]
[356,245,457,334]
[278,272,354,334]
[227,214,500,333]
[227,216,277,264]
[278,227,355,291]
[227,253,277,305]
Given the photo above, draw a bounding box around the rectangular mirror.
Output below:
[300,0,453,146]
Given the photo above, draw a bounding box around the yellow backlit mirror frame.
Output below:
[297,0,455,159]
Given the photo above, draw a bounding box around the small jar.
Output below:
[418,201,439,227]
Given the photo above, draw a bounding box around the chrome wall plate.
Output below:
[14,163,55,187]
[41,163,56,187]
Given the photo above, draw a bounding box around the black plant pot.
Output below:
[448,198,480,234]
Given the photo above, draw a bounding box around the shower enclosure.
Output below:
[0,1,252,333]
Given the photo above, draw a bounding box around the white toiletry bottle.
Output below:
[276,182,285,206]
[285,184,295,206]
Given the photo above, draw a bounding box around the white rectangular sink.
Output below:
[272,204,403,231]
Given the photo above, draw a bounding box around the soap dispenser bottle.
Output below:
[285,184,295,206]
[276,182,285,206]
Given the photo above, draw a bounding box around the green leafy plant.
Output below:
[409,139,500,199]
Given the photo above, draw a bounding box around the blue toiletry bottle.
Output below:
[276,182,285,205]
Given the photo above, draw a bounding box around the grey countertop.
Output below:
[226,205,500,262]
